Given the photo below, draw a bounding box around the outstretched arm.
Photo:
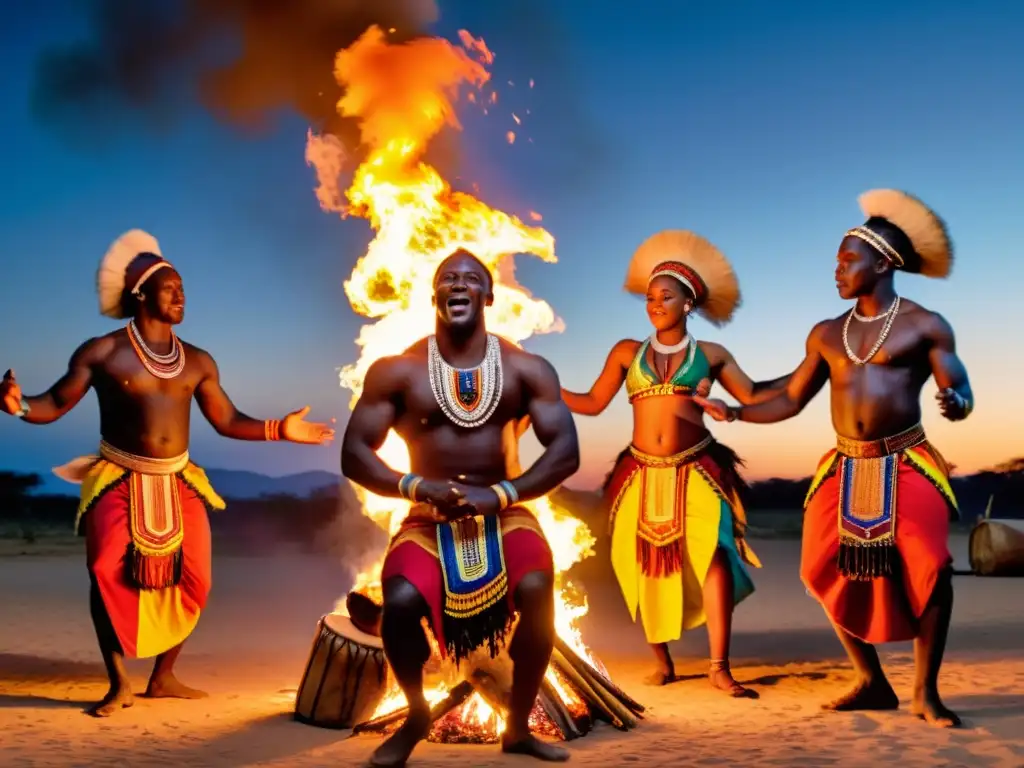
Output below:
[194,350,333,443]
[696,322,830,424]
[560,339,635,416]
[926,312,973,420]
[2,338,106,424]
[510,355,581,502]
[705,342,795,405]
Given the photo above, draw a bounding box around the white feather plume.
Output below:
[96,229,162,318]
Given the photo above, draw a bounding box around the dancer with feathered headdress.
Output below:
[694,190,972,727]
[562,230,791,696]
[0,230,335,718]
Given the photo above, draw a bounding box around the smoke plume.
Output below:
[30,0,440,149]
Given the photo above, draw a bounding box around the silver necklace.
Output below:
[428,335,503,428]
[649,333,690,355]
[843,296,900,366]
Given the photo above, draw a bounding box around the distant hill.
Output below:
[33,467,342,500]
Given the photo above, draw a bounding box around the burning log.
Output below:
[538,679,582,741]
[351,680,475,735]
[554,637,645,716]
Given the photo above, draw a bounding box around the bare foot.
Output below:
[822,679,899,712]
[502,733,570,762]
[143,674,208,699]
[644,664,677,686]
[709,667,759,699]
[87,683,134,717]
[369,708,431,767]
[911,691,961,728]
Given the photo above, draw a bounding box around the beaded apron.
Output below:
[835,424,925,580]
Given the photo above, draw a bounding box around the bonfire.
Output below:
[303,25,643,743]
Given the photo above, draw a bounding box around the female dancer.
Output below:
[562,230,788,696]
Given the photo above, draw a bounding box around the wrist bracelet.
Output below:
[264,419,282,441]
[14,398,30,419]
[490,480,519,510]
[398,473,423,502]
[726,406,739,423]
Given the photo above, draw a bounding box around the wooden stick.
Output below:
[539,679,582,741]
[548,653,625,729]
[468,670,510,715]
[554,650,638,730]
[554,637,645,714]
[352,680,474,734]
[552,648,644,723]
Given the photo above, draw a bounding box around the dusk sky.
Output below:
[1,0,1021,495]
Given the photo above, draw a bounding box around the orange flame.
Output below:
[306,25,597,734]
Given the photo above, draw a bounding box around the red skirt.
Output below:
[86,477,212,659]
[381,505,553,662]
[801,443,957,643]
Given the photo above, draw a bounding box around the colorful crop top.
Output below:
[624,338,711,403]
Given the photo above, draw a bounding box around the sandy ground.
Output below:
[1,534,1023,767]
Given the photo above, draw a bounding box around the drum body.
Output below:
[294,612,389,728]
[969,519,1024,576]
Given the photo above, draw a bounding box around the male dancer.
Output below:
[0,230,334,717]
[341,248,579,766]
[695,190,971,727]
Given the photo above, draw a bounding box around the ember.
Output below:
[300,24,643,743]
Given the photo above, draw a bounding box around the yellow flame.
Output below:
[306,25,598,728]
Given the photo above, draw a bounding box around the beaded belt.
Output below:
[835,423,925,459]
[99,441,189,475]
[629,435,713,468]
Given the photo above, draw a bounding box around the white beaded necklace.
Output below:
[427,334,503,428]
[127,319,186,379]
[842,296,900,365]
[649,333,690,355]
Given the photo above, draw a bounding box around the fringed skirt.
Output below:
[604,438,760,644]
[381,505,553,664]
[801,429,958,644]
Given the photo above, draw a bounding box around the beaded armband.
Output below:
[264,419,282,441]
[490,480,519,510]
[398,473,423,502]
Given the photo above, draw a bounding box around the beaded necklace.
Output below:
[427,334,503,428]
[127,320,186,379]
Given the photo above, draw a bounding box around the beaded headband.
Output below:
[648,260,709,305]
[130,261,175,295]
[844,226,905,269]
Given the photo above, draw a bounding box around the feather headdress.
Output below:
[96,229,172,318]
[845,189,953,278]
[624,229,741,326]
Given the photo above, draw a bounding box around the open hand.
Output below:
[936,388,968,421]
[281,406,336,444]
[691,394,731,422]
[1,369,22,416]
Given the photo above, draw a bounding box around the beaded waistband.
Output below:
[99,441,190,475]
[629,435,713,468]
[835,423,925,459]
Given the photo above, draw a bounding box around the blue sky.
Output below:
[1,0,1021,491]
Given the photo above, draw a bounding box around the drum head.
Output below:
[322,612,384,649]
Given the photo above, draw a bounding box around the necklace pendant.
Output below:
[453,368,482,410]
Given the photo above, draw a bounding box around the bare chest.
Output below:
[823,315,928,377]
[98,346,201,402]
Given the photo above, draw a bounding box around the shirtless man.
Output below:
[341,248,579,766]
[0,229,334,717]
[695,190,971,728]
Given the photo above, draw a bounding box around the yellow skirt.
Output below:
[606,444,760,644]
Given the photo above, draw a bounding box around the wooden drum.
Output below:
[969,519,1024,577]
[294,612,389,729]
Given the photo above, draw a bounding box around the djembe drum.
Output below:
[294,612,389,729]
